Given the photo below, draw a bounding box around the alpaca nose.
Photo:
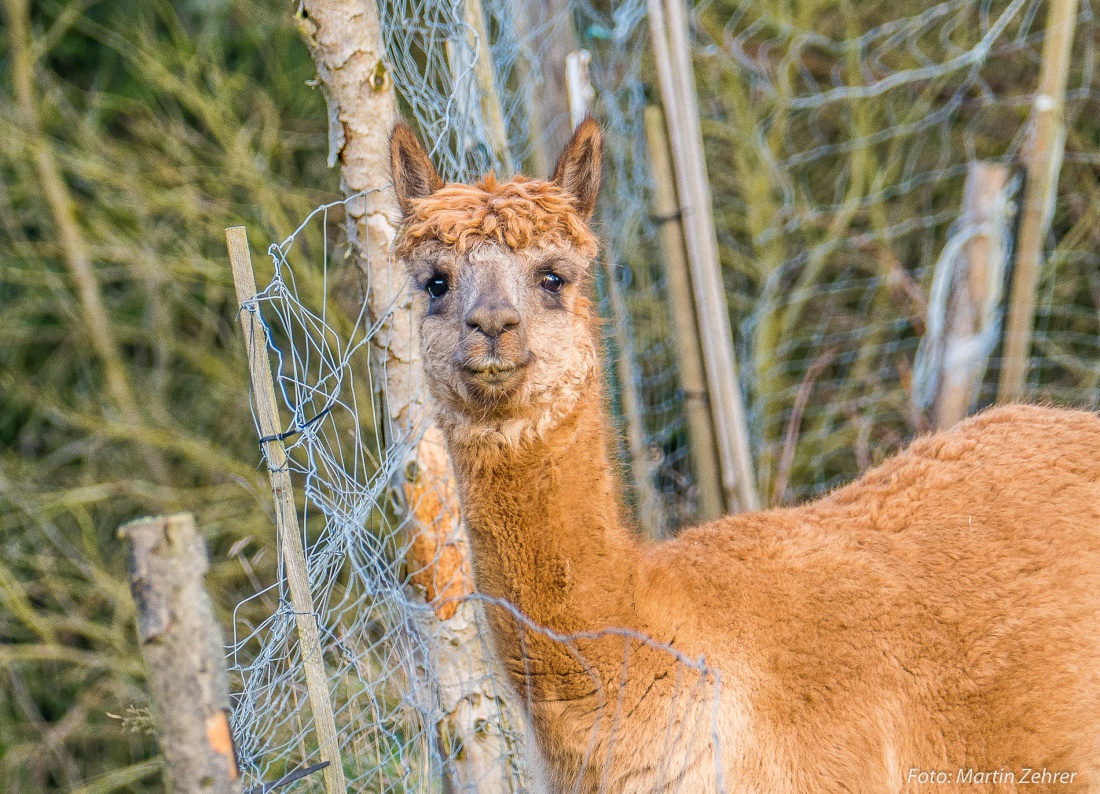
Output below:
[466,301,520,339]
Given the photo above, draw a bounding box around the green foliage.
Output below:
[0,0,336,788]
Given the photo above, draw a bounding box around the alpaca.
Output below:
[389,119,1100,793]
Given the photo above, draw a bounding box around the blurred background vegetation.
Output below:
[1,0,336,788]
[2,0,1099,789]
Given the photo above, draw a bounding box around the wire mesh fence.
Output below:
[376,0,701,532]
[226,196,526,791]
[225,198,727,790]
[694,0,1099,503]
[225,0,1100,790]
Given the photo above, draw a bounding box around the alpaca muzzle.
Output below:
[458,299,530,392]
[461,353,531,388]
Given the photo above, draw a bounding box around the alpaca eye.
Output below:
[425,275,449,299]
[541,273,565,294]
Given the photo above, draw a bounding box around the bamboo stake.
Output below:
[998,0,1079,402]
[646,0,761,511]
[120,513,241,794]
[566,50,664,538]
[225,227,347,794]
[643,105,725,520]
[295,1,521,788]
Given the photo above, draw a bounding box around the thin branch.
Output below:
[772,348,839,505]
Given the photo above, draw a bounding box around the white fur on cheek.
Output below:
[420,318,465,408]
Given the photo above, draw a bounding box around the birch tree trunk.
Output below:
[294,2,522,791]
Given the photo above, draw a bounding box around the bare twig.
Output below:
[772,349,839,505]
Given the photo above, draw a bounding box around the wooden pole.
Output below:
[509,0,577,176]
[997,0,1078,402]
[643,105,725,521]
[465,0,513,175]
[295,1,521,789]
[924,163,1011,428]
[448,0,514,175]
[225,228,347,794]
[646,0,760,512]
[119,513,241,794]
[565,50,664,538]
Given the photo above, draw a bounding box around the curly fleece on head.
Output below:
[394,174,598,259]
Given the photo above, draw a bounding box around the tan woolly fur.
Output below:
[394,175,599,261]
[389,119,1100,793]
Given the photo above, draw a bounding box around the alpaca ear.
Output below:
[390,123,442,217]
[551,117,603,220]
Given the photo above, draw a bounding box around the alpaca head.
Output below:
[390,120,604,446]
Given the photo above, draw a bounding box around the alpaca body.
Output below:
[651,403,1100,792]
[454,397,1100,793]
[388,120,1100,792]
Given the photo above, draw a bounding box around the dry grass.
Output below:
[693,0,1100,501]
[0,0,336,788]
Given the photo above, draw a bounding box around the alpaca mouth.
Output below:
[462,356,529,386]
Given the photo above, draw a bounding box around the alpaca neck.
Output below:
[445,384,638,636]
[444,385,667,785]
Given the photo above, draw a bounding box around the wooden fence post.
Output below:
[646,0,761,512]
[915,162,1012,428]
[225,229,347,794]
[119,513,241,794]
[642,105,725,521]
[997,0,1079,402]
[295,1,521,790]
[448,0,514,175]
